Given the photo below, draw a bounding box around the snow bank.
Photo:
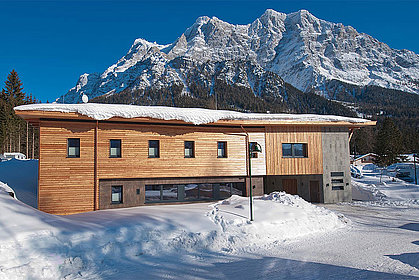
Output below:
[208,193,347,249]
[0,158,38,208]
[15,103,371,125]
[351,174,419,207]
[0,188,347,279]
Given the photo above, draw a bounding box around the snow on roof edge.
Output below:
[14,103,372,125]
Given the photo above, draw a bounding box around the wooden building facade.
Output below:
[15,104,375,215]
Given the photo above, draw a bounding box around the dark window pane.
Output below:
[67,138,80,158]
[332,185,344,190]
[145,185,161,201]
[184,141,194,158]
[232,182,245,196]
[110,139,121,158]
[111,186,123,204]
[184,184,199,200]
[293,144,304,157]
[148,140,159,158]
[217,142,227,158]
[162,185,178,200]
[331,172,344,177]
[199,184,213,199]
[282,144,292,157]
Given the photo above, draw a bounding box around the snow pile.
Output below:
[0,185,347,279]
[15,103,371,125]
[208,193,348,250]
[351,174,419,207]
[0,158,38,208]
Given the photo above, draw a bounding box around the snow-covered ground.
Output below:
[0,164,418,279]
[352,166,419,207]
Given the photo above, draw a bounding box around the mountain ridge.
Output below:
[57,9,419,105]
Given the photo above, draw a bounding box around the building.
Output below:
[15,103,375,215]
[350,153,377,166]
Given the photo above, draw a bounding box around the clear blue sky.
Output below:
[1,0,418,102]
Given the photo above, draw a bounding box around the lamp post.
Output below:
[248,142,262,222]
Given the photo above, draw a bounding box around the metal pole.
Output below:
[414,153,417,185]
[249,143,253,221]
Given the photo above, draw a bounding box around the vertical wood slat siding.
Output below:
[265,126,323,175]
[39,121,96,215]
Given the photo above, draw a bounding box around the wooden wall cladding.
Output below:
[97,124,266,179]
[39,121,96,214]
[265,126,323,175]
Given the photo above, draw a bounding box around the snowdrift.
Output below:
[0,188,347,279]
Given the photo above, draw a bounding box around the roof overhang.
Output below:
[15,109,377,128]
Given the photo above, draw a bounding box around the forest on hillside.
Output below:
[91,79,419,154]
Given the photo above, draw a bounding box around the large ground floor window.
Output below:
[145,182,245,203]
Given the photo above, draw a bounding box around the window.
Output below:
[145,184,179,202]
[249,142,259,158]
[332,185,344,190]
[109,139,121,158]
[111,186,123,204]
[184,141,195,158]
[67,138,80,158]
[148,140,159,158]
[217,141,227,158]
[144,182,245,203]
[282,143,308,158]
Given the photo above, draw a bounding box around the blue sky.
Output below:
[0,0,418,102]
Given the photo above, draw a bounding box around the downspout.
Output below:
[94,121,98,211]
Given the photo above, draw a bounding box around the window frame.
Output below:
[148,140,160,158]
[109,139,122,158]
[184,141,195,158]
[282,143,308,158]
[111,185,123,204]
[67,138,80,158]
[217,141,227,158]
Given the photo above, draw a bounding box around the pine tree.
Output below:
[5,69,25,106]
[374,118,403,167]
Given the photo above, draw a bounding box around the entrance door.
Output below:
[282,179,298,195]
[309,180,320,203]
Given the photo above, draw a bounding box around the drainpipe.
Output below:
[94,121,98,210]
[240,125,253,221]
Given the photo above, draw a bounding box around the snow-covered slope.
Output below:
[58,9,419,103]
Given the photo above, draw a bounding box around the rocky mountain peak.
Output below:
[57,9,419,104]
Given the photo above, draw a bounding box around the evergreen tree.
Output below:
[5,69,25,106]
[374,118,403,167]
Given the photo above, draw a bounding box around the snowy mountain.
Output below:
[57,9,419,104]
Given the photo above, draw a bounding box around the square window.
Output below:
[111,186,123,204]
[110,139,121,158]
[184,141,195,158]
[217,141,227,158]
[293,144,305,157]
[148,140,160,158]
[67,138,80,158]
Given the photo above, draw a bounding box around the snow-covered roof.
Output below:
[14,103,373,126]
